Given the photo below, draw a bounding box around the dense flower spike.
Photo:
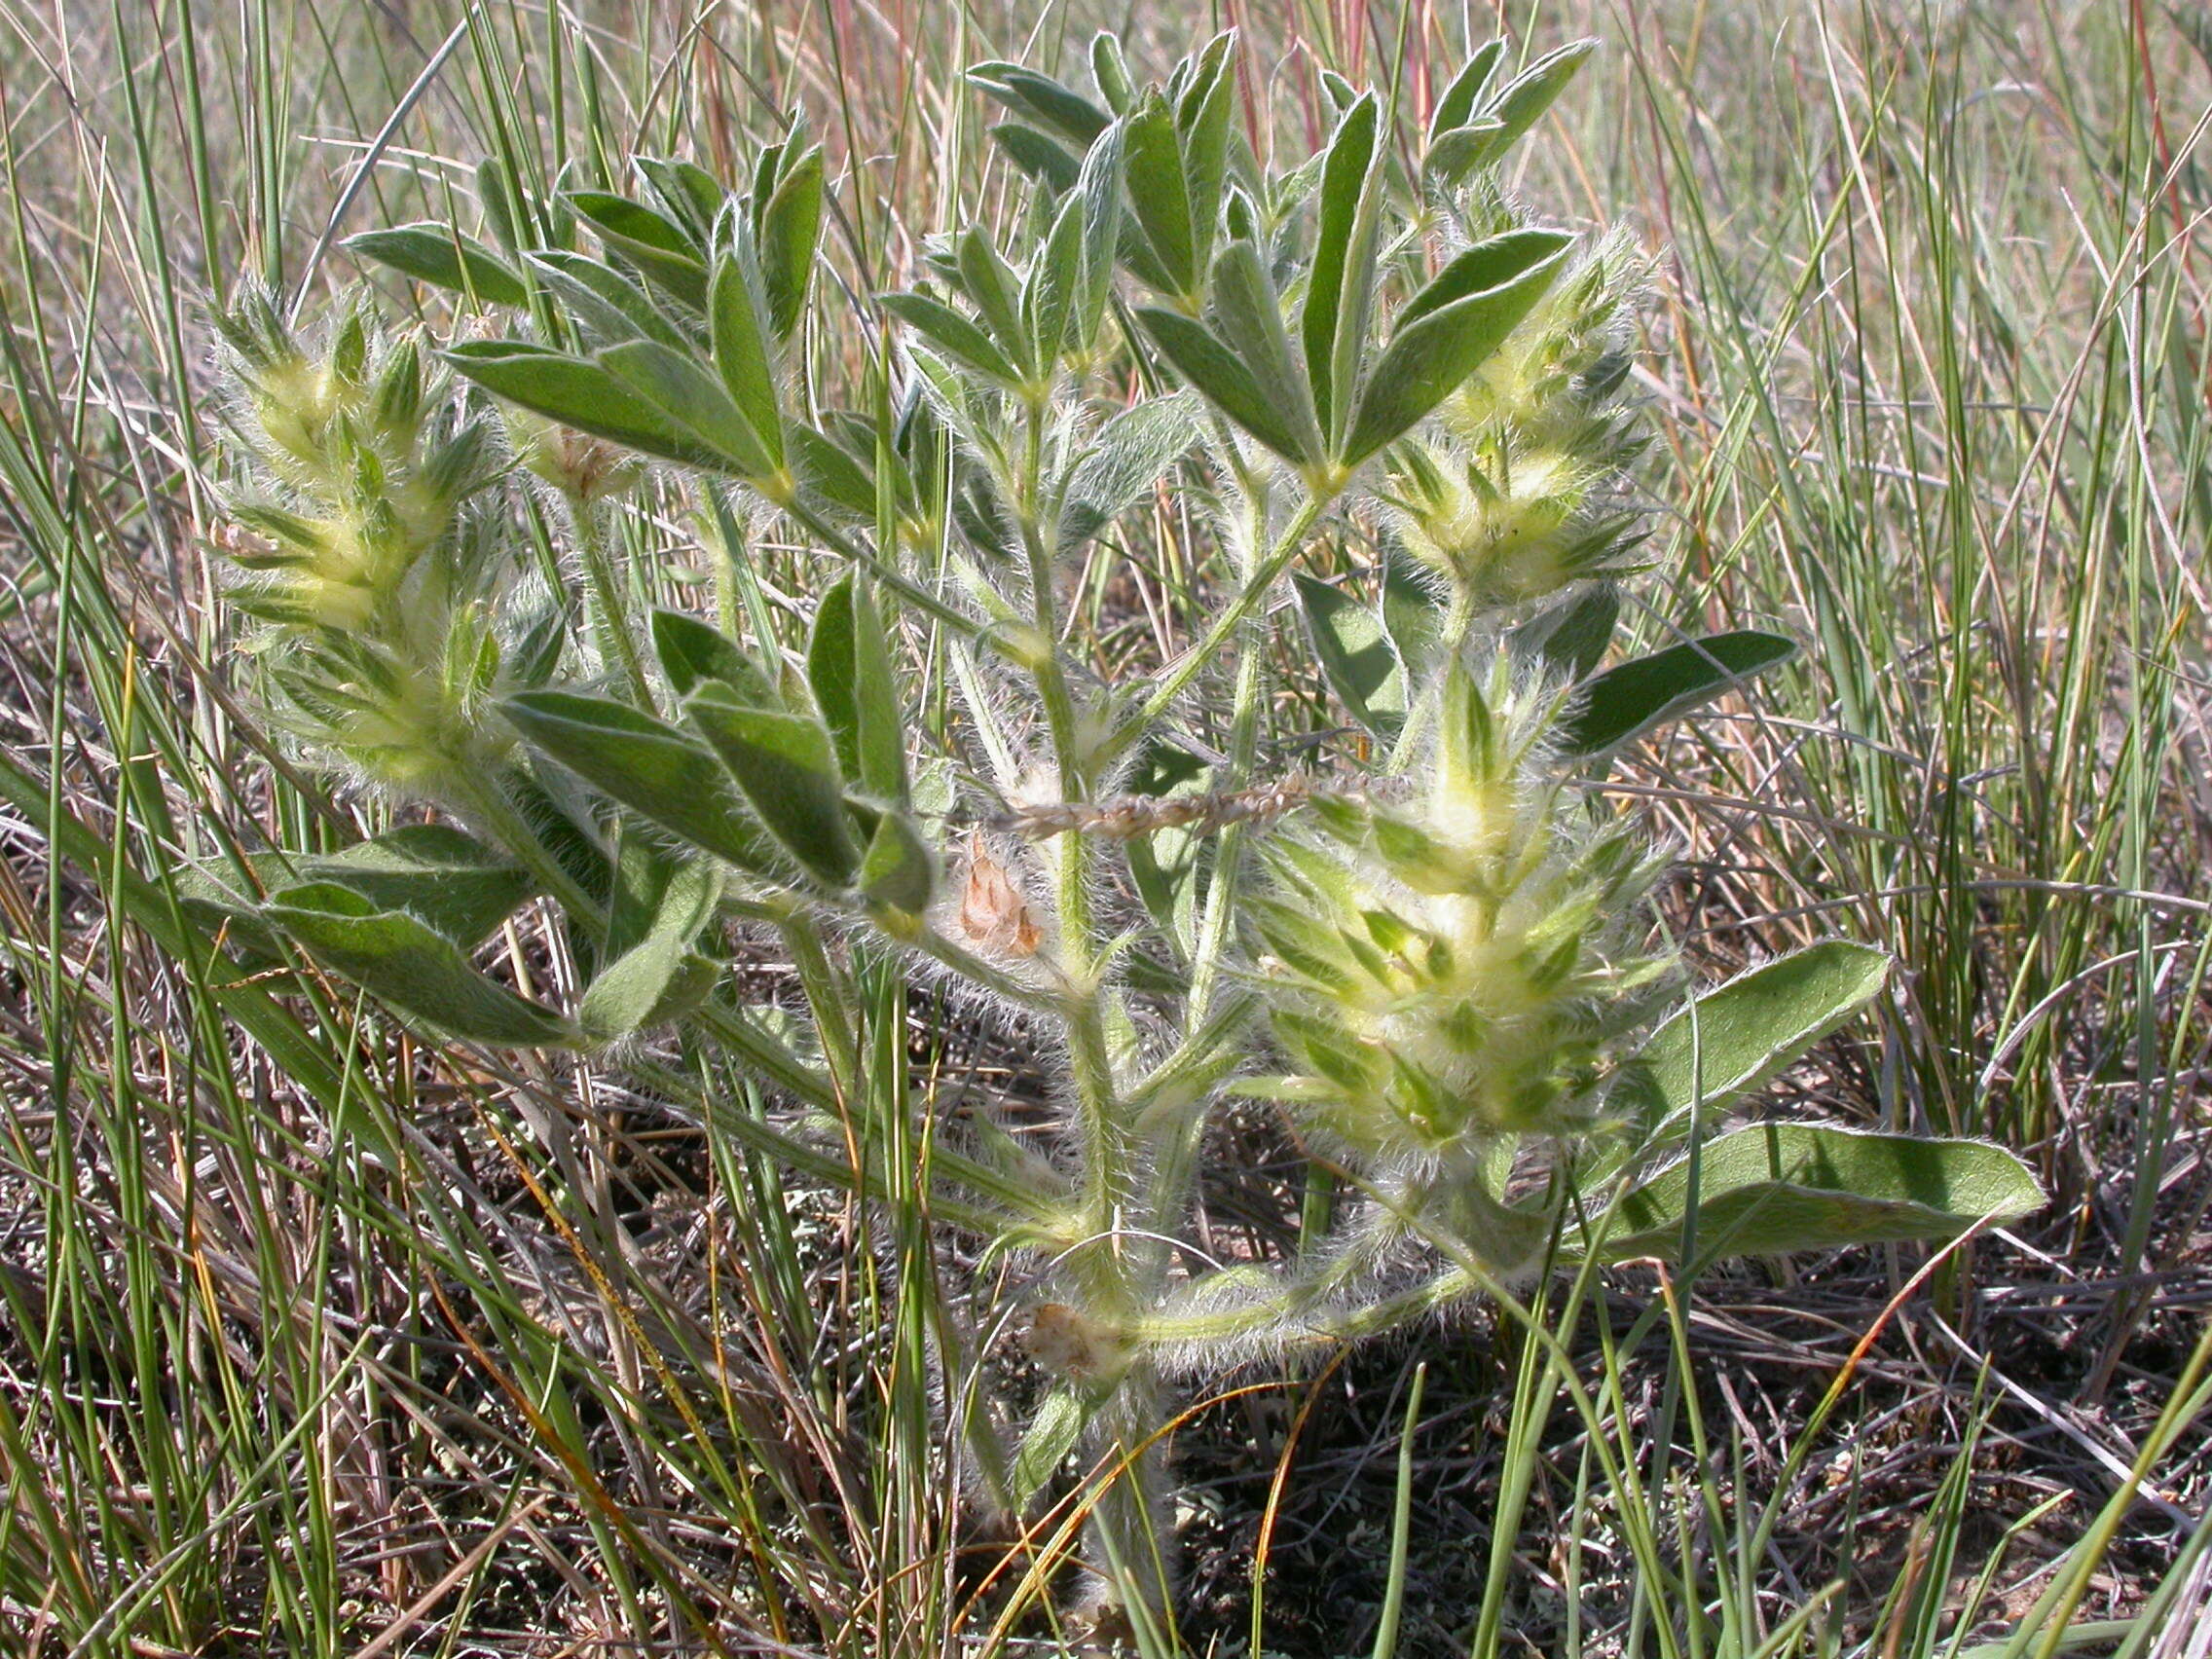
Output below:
[212,291,527,790]
[1253,661,1676,1158]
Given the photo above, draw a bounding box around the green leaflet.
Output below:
[503,690,775,872]
[1594,1124,2044,1264]
[857,810,937,914]
[1303,92,1381,444]
[966,62,1113,148]
[955,227,1026,360]
[525,251,685,349]
[1056,393,1200,549]
[1123,90,1198,298]
[1136,306,1317,465]
[1423,39,1596,183]
[1617,941,1894,1147]
[599,339,777,479]
[567,190,708,307]
[683,684,860,887]
[1560,630,1797,756]
[1511,584,1620,682]
[1427,41,1508,139]
[1210,240,1323,461]
[987,122,1082,196]
[1070,123,1125,355]
[650,608,779,705]
[789,424,881,521]
[181,825,535,961]
[637,156,728,247]
[1294,572,1405,739]
[443,341,722,470]
[578,853,724,1043]
[1341,232,1575,466]
[264,882,573,1047]
[346,223,526,307]
[1479,40,1599,162]
[294,824,534,943]
[1011,1385,1088,1512]
[709,241,788,472]
[1026,196,1085,374]
[1174,32,1237,291]
[807,574,908,805]
[1123,739,1211,956]
[882,291,1026,388]
[756,144,825,341]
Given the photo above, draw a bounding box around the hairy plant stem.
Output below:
[1386,579,1481,771]
[449,764,606,933]
[1062,483,1339,1616]
[1184,488,1283,1023]
[1005,387,1182,1607]
[778,490,980,640]
[569,495,652,710]
[1102,491,1329,769]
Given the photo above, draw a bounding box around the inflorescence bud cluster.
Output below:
[1255,659,1675,1161]
[212,291,522,790]
[1385,239,1649,610]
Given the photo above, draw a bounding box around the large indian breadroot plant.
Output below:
[201,31,2043,1627]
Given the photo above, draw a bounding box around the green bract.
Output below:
[209,32,2042,1627]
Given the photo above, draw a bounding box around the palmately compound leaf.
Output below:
[263,882,574,1046]
[1559,630,1796,756]
[1590,1123,2043,1264]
